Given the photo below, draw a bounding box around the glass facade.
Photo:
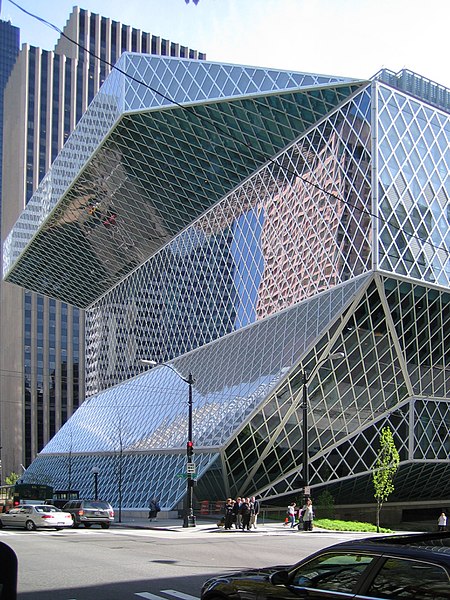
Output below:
[5,58,450,508]
[0,9,205,481]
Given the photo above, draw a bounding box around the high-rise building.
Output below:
[4,56,450,509]
[0,17,19,485]
[0,7,205,480]
[0,19,19,223]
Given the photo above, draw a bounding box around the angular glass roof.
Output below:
[3,54,364,308]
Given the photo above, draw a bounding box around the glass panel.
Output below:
[292,552,374,592]
[367,557,450,600]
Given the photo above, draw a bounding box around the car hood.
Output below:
[202,565,289,593]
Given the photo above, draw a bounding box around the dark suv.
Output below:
[201,532,450,600]
[63,500,114,529]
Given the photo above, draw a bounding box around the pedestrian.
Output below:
[240,497,251,531]
[148,497,160,521]
[250,496,260,529]
[287,502,296,528]
[438,512,447,532]
[232,497,242,529]
[301,498,314,531]
[224,498,235,530]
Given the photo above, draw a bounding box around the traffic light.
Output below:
[187,440,194,458]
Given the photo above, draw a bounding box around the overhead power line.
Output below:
[6,0,450,265]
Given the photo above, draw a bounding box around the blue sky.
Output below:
[2,0,449,88]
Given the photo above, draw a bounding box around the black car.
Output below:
[201,532,450,600]
[63,499,114,528]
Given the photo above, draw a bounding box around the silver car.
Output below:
[0,504,73,531]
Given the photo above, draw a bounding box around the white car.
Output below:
[0,504,73,531]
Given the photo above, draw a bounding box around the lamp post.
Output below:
[301,352,345,502]
[141,360,196,528]
[92,466,99,500]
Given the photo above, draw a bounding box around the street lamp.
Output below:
[141,359,196,528]
[301,352,345,502]
[92,466,99,500]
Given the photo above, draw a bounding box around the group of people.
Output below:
[286,498,314,531]
[223,496,260,530]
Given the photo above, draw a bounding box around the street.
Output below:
[1,525,371,599]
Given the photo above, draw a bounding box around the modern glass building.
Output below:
[0,7,204,481]
[3,55,450,509]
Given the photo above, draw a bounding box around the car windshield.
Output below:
[83,502,109,509]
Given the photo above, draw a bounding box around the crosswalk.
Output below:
[135,592,199,600]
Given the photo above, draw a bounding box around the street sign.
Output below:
[177,472,197,479]
[187,462,196,474]
[304,486,311,495]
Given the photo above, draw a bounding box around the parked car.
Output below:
[201,532,450,600]
[63,499,114,528]
[0,504,73,531]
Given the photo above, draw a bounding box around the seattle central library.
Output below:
[3,54,450,510]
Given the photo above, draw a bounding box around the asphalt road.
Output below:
[1,525,371,599]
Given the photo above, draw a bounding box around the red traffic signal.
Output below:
[187,441,194,450]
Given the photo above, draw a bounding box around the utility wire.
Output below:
[7,0,450,264]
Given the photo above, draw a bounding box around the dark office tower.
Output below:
[0,19,19,485]
[0,6,205,479]
[0,19,19,233]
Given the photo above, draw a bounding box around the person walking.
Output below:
[224,498,235,530]
[301,498,314,531]
[438,512,447,531]
[148,497,160,521]
[287,502,296,528]
[250,496,260,529]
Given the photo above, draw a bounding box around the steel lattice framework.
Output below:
[4,55,450,509]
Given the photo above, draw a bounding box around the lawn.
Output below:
[314,518,392,533]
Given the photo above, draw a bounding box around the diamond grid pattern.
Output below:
[414,400,450,459]
[83,89,373,396]
[3,54,362,307]
[120,53,355,111]
[14,64,450,508]
[377,83,450,286]
[385,280,450,397]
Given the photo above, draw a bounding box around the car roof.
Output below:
[324,532,450,561]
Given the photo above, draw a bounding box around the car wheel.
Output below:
[101,523,110,529]
[72,522,79,528]
[55,527,63,531]
[84,523,92,528]
[26,520,36,531]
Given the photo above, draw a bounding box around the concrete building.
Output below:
[0,17,19,484]
[0,7,204,480]
[3,56,450,509]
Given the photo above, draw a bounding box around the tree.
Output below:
[373,426,400,532]
[5,472,20,485]
[316,490,335,519]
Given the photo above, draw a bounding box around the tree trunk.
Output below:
[376,502,381,533]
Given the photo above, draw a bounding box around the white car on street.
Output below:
[0,504,73,531]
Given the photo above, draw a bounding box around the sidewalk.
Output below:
[111,515,360,533]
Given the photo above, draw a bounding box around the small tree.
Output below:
[5,472,20,485]
[316,490,335,519]
[373,426,400,532]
